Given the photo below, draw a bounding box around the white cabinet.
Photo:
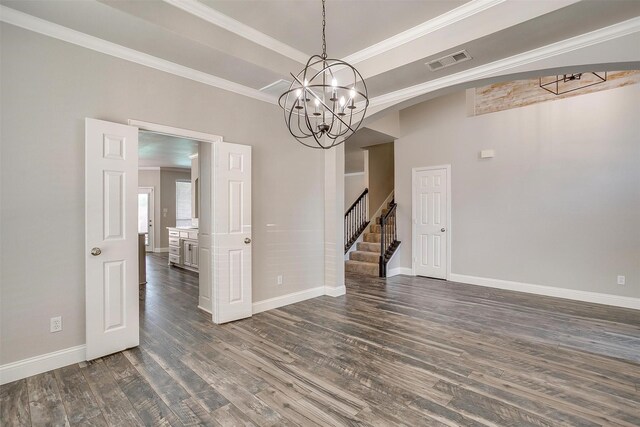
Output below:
[183,240,199,269]
[167,227,198,272]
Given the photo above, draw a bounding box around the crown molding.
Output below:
[0,6,277,105]
[163,0,310,65]
[369,16,640,108]
[342,0,505,65]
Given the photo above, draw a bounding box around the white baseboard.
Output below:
[198,305,212,314]
[387,267,413,277]
[325,285,346,297]
[252,286,325,314]
[155,247,169,253]
[449,273,640,310]
[0,345,86,385]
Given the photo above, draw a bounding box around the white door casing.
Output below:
[85,118,139,360]
[413,166,450,279]
[213,142,252,323]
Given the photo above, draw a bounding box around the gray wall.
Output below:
[392,86,640,298]
[159,168,191,248]
[0,24,324,364]
[367,142,395,214]
[138,169,161,250]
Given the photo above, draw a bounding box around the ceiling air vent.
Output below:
[259,79,292,97]
[426,50,472,72]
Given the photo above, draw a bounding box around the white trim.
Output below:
[387,267,413,277]
[325,285,347,297]
[0,6,276,105]
[449,274,640,310]
[344,171,365,177]
[155,247,169,253]
[162,0,309,65]
[369,16,640,108]
[138,166,161,171]
[0,345,86,385]
[343,0,505,65]
[131,120,223,143]
[412,165,452,280]
[252,286,325,314]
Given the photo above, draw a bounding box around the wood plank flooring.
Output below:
[2,253,639,426]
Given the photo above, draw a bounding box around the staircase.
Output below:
[345,198,400,277]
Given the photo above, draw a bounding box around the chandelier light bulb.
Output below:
[314,98,320,106]
[339,96,346,106]
[295,89,302,98]
[303,79,309,87]
[331,78,337,88]
[349,88,356,99]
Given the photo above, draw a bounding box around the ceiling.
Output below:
[138,132,198,168]
[201,0,469,59]
[365,0,640,97]
[2,0,639,114]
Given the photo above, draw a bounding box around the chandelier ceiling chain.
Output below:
[278,0,369,149]
[321,0,327,60]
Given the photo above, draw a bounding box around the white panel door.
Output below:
[414,168,448,279]
[85,118,139,360]
[213,142,252,323]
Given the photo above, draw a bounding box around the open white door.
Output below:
[213,142,252,323]
[85,118,139,360]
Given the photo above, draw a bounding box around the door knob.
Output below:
[90,247,102,256]
[244,238,251,244]
[440,228,446,232]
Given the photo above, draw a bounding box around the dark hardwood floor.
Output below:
[2,253,640,426]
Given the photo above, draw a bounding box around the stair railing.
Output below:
[344,188,369,253]
[379,200,400,277]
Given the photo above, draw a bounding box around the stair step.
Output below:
[345,260,378,276]
[370,224,381,233]
[363,232,381,243]
[357,241,380,253]
[350,250,379,263]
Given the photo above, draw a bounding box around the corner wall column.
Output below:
[324,144,346,296]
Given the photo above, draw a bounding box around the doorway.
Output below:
[84,118,253,361]
[412,165,451,280]
[138,187,154,252]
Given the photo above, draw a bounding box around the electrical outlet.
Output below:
[50,316,62,333]
[617,275,626,285]
[277,275,283,285]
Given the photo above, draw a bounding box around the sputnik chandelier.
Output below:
[278,0,369,149]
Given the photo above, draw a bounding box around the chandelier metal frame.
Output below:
[278,0,369,149]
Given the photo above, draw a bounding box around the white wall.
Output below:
[393,85,640,299]
[345,173,366,207]
[138,169,161,250]
[0,24,325,365]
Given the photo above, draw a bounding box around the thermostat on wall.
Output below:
[480,149,495,159]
